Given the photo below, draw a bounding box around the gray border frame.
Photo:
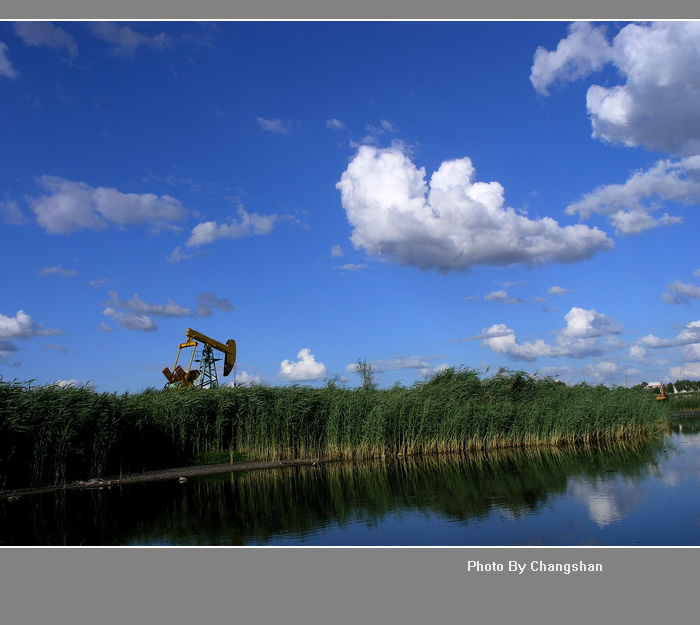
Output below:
[2,1,699,622]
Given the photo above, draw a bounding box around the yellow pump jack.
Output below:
[163,328,236,389]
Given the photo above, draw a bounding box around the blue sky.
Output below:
[2,20,700,392]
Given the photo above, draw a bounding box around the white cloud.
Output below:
[28,176,188,235]
[357,119,399,145]
[38,266,78,277]
[669,362,700,380]
[346,355,436,374]
[0,339,19,362]
[186,207,279,248]
[533,22,700,154]
[334,263,369,272]
[105,291,195,318]
[14,21,78,58]
[166,246,200,263]
[628,345,646,361]
[1,200,27,224]
[479,307,622,361]
[326,118,346,131]
[566,157,698,234]
[536,22,700,235]
[530,22,612,96]
[257,117,292,134]
[548,285,572,296]
[102,308,157,332]
[484,289,523,304]
[587,361,618,382]
[195,292,234,316]
[102,291,232,328]
[560,306,622,339]
[228,371,262,386]
[639,320,700,349]
[98,322,113,333]
[662,280,700,305]
[54,379,81,388]
[0,41,18,79]
[88,22,172,57]
[480,324,557,361]
[331,244,343,258]
[337,146,613,272]
[0,310,61,339]
[280,348,328,382]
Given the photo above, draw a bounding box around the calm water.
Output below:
[2,422,700,546]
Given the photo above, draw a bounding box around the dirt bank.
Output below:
[0,457,326,501]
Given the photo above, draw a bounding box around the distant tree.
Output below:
[355,358,377,391]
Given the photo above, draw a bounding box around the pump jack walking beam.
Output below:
[163,328,237,388]
[184,328,237,376]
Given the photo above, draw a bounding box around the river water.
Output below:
[2,421,699,546]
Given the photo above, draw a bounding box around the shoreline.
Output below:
[0,457,326,501]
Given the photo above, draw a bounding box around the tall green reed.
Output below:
[1,369,668,490]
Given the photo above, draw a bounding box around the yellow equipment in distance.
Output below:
[163,328,236,389]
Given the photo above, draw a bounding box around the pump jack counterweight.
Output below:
[163,328,236,389]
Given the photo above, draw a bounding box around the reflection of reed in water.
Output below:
[0,437,664,546]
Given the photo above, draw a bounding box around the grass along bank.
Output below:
[0,368,669,490]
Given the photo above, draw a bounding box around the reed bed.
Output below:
[0,368,668,490]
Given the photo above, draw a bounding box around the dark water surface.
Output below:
[2,423,700,546]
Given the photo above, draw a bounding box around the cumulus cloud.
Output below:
[484,289,523,304]
[28,176,188,235]
[102,291,233,331]
[639,320,700,349]
[0,42,18,79]
[533,22,700,154]
[0,310,61,339]
[0,339,19,362]
[337,146,613,272]
[105,291,196,318]
[479,307,622,361]
[54,379,81,388]
[530,22,612,96]
[628,345,647,361]
[670,362,700,380]
[14,21,78,58]
[280,348,328,382]
[566,157,698,234]
[587,361,619,382]
[102,308,157,332]
[346,355,437,375]
[195,292,235,316]
[548,285,572,296]
[662,280,700,305]
[0,310,61,359]
[535,22,700,234]
[186,207,279,248]
[88,22,172,57]
[227,370,262,386]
